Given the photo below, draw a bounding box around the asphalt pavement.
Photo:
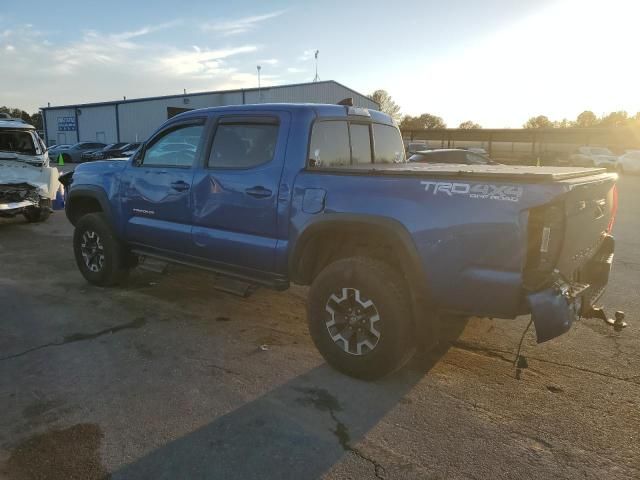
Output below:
[0,175,638,479]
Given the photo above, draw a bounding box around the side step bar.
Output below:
[132,251,288,297]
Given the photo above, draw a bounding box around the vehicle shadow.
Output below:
[111,315,468,480]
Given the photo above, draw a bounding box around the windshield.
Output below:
[0,129,36,156]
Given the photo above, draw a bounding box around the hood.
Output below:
[0,160,59,198]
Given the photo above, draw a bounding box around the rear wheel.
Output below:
[73,213,129,286]
[307,257,414,380]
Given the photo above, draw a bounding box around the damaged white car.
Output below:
[0,119,59,223]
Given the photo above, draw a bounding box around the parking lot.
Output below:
[0,174,638,479]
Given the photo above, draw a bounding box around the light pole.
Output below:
[313,50,320,82]
[257,65,262,102]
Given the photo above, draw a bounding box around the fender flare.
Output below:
[289,213,429,292]
[65,186,115,226]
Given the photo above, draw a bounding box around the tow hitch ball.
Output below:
[583,307,627,331]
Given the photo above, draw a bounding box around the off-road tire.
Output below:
[23,200,52,223]
[73,213,129,286]
[307,256,414,380]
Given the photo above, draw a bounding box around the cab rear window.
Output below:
[372,124,406,164]
[308,121,404,168]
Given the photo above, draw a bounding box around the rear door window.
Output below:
[372,124,405,164]
[209,120,279,169]
[309,121,350,167]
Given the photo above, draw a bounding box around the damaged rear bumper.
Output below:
[528,235,615,343]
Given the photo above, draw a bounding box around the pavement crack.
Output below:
[450,340,515,364]
[450,340,639,384]
[0,317,146,361]
[295,387,386,479]
[328,408,386,479]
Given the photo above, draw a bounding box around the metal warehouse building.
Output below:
[41,80,378,146]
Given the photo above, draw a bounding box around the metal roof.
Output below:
[40,80,378,111]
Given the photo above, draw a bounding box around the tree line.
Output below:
[369,90,640,131]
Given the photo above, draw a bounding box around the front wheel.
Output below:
[307,257,415,380]
[73,213,130,286]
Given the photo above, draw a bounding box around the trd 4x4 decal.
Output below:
[420,181,523,202]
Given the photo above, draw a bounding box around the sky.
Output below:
[1,0,638,127]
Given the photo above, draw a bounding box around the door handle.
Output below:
[245,186,272,198]
[170,180,190,191]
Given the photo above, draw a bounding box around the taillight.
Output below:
[523,202,565,289]
[607,184,618,233]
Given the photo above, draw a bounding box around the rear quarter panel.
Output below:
[289,171,572,318]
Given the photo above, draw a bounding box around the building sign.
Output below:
[57,116,76,131]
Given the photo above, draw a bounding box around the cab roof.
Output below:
[175,103,395,126]
[0,119,35,130]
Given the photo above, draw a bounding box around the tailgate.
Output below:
[555,175,617,278]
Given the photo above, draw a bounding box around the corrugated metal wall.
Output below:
[77,105,118,143]
[44,108,78,146]
[117,91,245,142]
[43,81,377,145]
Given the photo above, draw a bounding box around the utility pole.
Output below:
[257,65,262,102]
[313,50,320,82]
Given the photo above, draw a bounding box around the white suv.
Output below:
[0,119,59,222]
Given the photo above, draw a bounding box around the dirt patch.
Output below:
[3,423,109,480]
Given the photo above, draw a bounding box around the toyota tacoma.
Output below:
[60,103,619,379]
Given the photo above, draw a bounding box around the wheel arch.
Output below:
[289,214,434,341]
[66,187,113,226]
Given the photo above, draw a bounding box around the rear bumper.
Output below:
[528,235,615,343]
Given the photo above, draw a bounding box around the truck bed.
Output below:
[317,163,611,182]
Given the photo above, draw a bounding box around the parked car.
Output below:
[47,144,73,162]
[462,147,489,156]
[81,143,130,162]
[406,141,429,155]
[115,143,142,158]
[617,150,640,174]
[0,119,59,222]
[569,146,618,169]
[57,141,106,163]
[409,148,496,165]
[61,103,619,379]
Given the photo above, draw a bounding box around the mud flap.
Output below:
[528,288,578,343]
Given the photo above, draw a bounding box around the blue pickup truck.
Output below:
[61,103,618,379]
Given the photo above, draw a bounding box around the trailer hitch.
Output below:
[583,307,627,331]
